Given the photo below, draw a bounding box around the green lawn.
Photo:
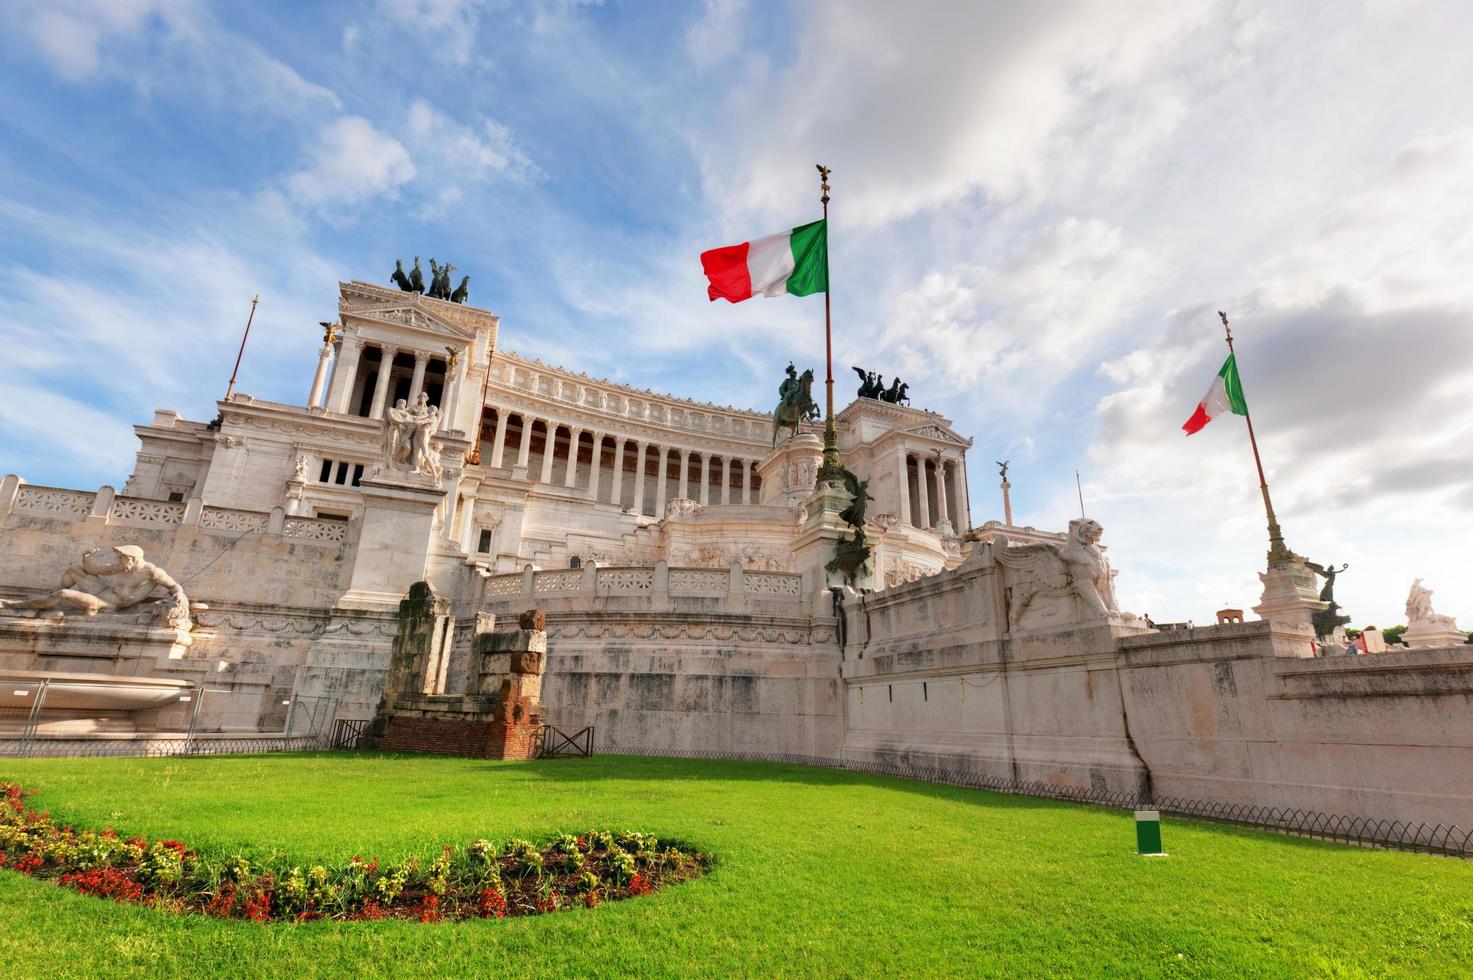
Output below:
[0,753,1469,978]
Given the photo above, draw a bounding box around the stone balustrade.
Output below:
[481,561,804,612]
[1,475,346,550]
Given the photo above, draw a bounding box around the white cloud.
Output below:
[285,117,417,208]
[691,0,1212,229]
[377,0,489,66]
[887,218,1157,393]
[404,99,542,217]
[685,0,749,67]
[10,0,340,114]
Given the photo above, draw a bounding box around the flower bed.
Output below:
[0,782,708,922]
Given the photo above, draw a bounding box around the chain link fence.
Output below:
[0,677,339,759]
[602,747,1473,860]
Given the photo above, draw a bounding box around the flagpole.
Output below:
[817,163,841,479]
[1219,311,1292,565]
[224,294,260,403]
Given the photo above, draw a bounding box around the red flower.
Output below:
[160,840,187,856]
[477,889,507,919]
[627,874,652,897]
[15,854,43,876]
[241,890,272,922]
[205,883,238,917]
[417,895,441,923]
[59,868,145,903]
[358,901,389,921]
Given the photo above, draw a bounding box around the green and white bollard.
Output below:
[1135,810,1166,856]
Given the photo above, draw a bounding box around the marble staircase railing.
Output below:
[2,475,347,549]
[481,561,803,610]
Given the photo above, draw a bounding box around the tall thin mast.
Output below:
[1219,311,1292,565]
[224,294,260,403]
[817,163,841,477]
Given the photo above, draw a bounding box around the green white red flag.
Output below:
[701,219,827,303]
[1183,354,1249,434]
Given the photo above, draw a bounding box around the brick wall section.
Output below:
[378,716,495,757]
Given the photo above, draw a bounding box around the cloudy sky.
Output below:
[2,0,1470,627]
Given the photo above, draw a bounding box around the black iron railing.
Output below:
[537,725,595,758]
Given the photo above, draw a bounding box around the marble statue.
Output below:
[383,392,443,480]
[292,454,310,481]
[0,546,192,628]
[992,518,1132,627]
[1406,578,1459,630]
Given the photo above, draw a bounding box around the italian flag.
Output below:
[1182,354,1249,435]
[701,219,827,303]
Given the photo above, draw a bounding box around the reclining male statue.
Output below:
[0,545,193,628]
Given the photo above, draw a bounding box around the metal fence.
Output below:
[537,725,595,758]
[0,678,339,759]
[603,747,1473,860]
[331,718,374,750]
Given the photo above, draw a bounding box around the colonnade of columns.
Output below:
[904,451,967,533]
[314,335,461,425]
[477,408,762,516]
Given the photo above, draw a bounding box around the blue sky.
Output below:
[3,0,1472,627]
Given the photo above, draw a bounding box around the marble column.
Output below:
[459,495,478,554]
[699,453,712,505]
[368,345,398,419]
[917,455,932,529]
[678,449,690,500]
[958,454,972,532]
[539,422,557,484]
[896,446,911,527]
[934,456,951,529]
[443,352,466,430]
[655,446,669,515]
[564,428,582,488]
[611,438,627,507]
[720,456,731,505]
[328,336,364,414]
[307,343,334,408]
[489,409,510,469]
[516,414,534,470]
[745,459,756,504]
[408,352,430,405]
[633,441,648,515]
[589,433,604,502]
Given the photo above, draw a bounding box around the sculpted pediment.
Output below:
[905,423,968,445]
[340,302,479,341]
[338,281,492,342]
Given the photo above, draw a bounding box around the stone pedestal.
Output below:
[1403,620,1468,649]
[336,472,447,610]
[1253,558,1326,631]
[757,433,823,507]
